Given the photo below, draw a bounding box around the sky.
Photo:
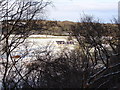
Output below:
[46,0,119,23]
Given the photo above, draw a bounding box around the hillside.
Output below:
[29,20,76,35]
[29,20,118,37]
[2,20,118,36]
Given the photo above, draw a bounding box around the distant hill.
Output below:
[2,20,118,36]
[29,20,76,35]
[29,20,117,36]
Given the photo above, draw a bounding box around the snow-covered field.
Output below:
[0,35,79,62]
[14,35,78,57]
[0,35,78,88]
[0,35,113,88]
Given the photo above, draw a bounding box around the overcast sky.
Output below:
[46,0,119,23]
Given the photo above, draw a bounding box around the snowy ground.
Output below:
[0,35,112,88]
[11,35,78,58]
[0,35,79,88]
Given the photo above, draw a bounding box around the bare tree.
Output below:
[0,0,51,89]
[20,15,120,89]
[71,16,120,89]
[19,16,120,89]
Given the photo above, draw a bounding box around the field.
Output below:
[5,35,78,60]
